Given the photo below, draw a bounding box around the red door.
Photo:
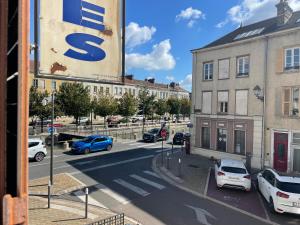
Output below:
[274,133,288,172]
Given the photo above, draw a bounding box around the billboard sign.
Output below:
[39,0,121,81]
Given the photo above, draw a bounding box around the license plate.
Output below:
[293,202,300,208]
[229,177,239,180]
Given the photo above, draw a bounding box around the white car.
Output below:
[215,158,251,191]
[28,138,47,162]
[257,168,300,215]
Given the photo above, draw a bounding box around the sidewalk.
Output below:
[29,173,141,225]
[154,148,214,194]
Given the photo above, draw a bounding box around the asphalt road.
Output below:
[29,140,286,225]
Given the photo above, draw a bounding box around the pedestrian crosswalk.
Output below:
[72,170,166,208]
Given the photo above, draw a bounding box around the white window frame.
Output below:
[285,47,300,69]
[51,80,56,90]
[203,62,213,80]
[237,56,249,77]
[33,79,38,88]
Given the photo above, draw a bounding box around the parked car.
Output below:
[215,158,251,191]
[131,115,144,123]
[79,117,89,124]
[107,116,122,127]
[71,135,113,154]
[28,138,47,162]
[257,168,300,215]
[173,132,185,145]
[143,128,169,143]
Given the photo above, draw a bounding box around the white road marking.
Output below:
[136,143,157,148]
[143,170,161,179]
[54,164,71,170]
[155,148,171,153]
[130,174,165,190]
[49,204,98,219]
[70,155,154,175]
[74,190,107,209]
[185,205,216,225]
[129,142,145,146]
[114,179,150,197]
[94,183,130,205]
[204,167,211,196]
[76,160,97,166]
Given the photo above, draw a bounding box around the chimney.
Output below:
[125,74,134,80]
[148,78,155,84]
[276,0,293,26]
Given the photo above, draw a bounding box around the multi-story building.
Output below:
[29,62,190,100]
[191,0,300,171]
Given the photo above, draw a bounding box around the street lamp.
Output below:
[50,91,55,185]
[253,85,264,101]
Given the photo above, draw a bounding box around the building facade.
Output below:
[191,0,300,172]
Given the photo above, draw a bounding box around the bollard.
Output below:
[85,187,89,219]
[167,152,170,169]
[48,180,51,208]
[178,158,182,177]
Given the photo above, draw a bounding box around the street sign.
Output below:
[187,123,193,128]
[48,127,57,134]
[161,129,167,138]
[39,0,121,81]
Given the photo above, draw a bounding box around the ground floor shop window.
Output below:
[202,127,210,149]
[234,130,245,155]
[217,129,227,152]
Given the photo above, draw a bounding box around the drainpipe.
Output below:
[261,36,269,169]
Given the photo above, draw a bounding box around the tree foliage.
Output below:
[55,83,91,124]
[94,94,118,125]
[167,97,181,119]
[180,98,191,118]
[118,93,137,119]
[138,87,156,117]
[155,99,169,116]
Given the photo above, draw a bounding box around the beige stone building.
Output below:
[191,0,300,171]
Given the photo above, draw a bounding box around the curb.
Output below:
[152,154,278,225]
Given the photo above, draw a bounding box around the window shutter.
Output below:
[218,91,228,102]
[235,90,248,115]
[219,59,229,79]
[276,48,284,73]
[283,88,291,116]
[202,92,212,114]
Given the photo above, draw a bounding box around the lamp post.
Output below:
[253,85,264,101]
[50,91,55,185]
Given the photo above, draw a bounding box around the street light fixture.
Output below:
[253,85,264,101]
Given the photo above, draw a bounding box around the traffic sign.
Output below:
[161,129,167,138]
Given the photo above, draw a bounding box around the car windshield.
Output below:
[276,181,300,194]
[149,129,159,134]
[175,133,183,137]
[222,166,247,174]
[81,137,94,143]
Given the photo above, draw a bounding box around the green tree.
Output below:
[118,93,137,122]
[138,87,156,120]
[29,87,52,132]
[180,98,191,120]
[167,97,181,121]
[94,94,118,127]
[55,83,91,125]
[155,99,169,118]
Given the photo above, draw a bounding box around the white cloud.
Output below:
[126,39,176,71]
[217,0,300,27]
[166,75,175,81]
[179,74,192,90]
[125,22,156,49]
[176,7,205,28]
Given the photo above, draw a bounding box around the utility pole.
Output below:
[50,92,54,185]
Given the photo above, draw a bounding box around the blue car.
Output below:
[71,135,113,154]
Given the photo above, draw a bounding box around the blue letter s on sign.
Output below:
[64,33,106,62]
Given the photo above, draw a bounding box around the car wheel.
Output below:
[269,198,276,214]
[34,152,45,162]
[84,148,90,154]
[106,145,112,151]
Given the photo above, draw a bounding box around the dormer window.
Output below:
[234,28,265,40]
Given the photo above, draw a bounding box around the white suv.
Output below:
[215,158,251,191]
[257,168,300,215]
[28,138,47,162]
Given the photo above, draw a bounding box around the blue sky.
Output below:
[30,0,300,91]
